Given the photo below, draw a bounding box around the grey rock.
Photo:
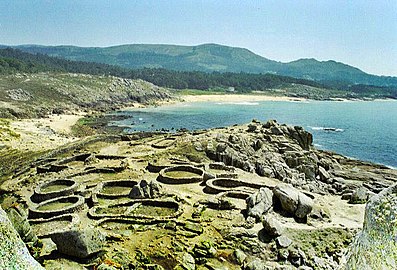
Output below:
[129,180,163,199]
[140,179,151,198]
[318,166,330,182]
[6,205,38,244]
[243,259,266,270]
[98,263,118,270]
[234,249,247,264]
[288,248,306,267]
[150,181,163,198]
[194,141,204,151]
[50,226,105,258]
[273,184,313,219]
[341,193,352,200]
[247,124,257,132]
[273,184,299,214]
[184,222,203,234]
[276,235,292,248]
[193,241,217,258]
[181,252,195,270]
[298,266,313,270]
[262,216,284,237]
[263,119,278,129]
[0,206,44,269]
[345,183,397,269]
[270,126,284,135]
[145,263,165,269]
[278,248,289,261]
[130,185,145,198]
[295,192,314,219]
[349,186,369,204]
[246,187,273,221]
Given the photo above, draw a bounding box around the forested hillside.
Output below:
[1,48,396,99]
[8,43,397,88]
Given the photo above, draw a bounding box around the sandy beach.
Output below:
[5,114,83,151]
[180,94,307,103]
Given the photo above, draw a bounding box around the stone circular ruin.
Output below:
[96,179,138,198]
[208,162,238,178]
[205,178,269,194]
[31,179,79,203]
[151,137,176,149]
[29,214,80,238]
[29,195,85,219]
[157,165,204,184]
[89,199,182,220]
[216,190,252,200]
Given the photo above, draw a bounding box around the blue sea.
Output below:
[111,100,397,168]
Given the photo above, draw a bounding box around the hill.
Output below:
[8,43,397,87]
[0,72,170,119]
[1,48,396,100]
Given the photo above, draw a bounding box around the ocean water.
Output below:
[111,100,397,168]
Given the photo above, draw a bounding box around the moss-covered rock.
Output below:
[0,206,44,269]
[345,184,397,269]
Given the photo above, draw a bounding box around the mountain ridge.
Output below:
[1,43,397,88]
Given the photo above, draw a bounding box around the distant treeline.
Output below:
[0,48,324,91]
[0,47,395,97]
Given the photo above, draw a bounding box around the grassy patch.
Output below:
[172,88,226,96]
[0,148,45,183]
[70,118,97,137]
[286,227,354,259]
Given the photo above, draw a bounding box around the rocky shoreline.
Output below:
[0,119,396,269]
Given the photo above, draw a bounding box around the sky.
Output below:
[0,0,396,76]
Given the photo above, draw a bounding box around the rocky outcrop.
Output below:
[246,187,273,220]
[262,215,284,237]
[204,119,397,198]
[6,205,38,244]
[129,180,163,199]
[273,184,313,219]
[345,184,397,269]
[0,206,44,269]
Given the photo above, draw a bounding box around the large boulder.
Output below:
[6,205,38,244]
[129,180,163,199]
[273,184,313,219]
[0,206,44,269]
[246,187,273,221]
[50,226,105,258]
[345,184,397,269]
[262,215,284,237]
[349,186,370,204]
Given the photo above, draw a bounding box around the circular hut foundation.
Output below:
[157,165,204,184]
[89,199,182,220]
[96,180,138,198]
[29,195,85,219]
[31,179,79,203]
[29,214,80,238]
[151,137,176,149]
[205,178,269,194]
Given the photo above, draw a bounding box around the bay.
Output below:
[111,100,397,168]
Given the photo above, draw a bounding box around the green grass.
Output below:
[172,88,226,96]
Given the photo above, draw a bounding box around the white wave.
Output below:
[215,102,259,106]
[309,126,344,132]
[313,143,322,147]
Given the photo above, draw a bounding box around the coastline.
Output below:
[2,93,395,157]
[179,94,307,103]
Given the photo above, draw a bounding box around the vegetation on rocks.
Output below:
[0,72,171,119]
[1,48,395,99]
